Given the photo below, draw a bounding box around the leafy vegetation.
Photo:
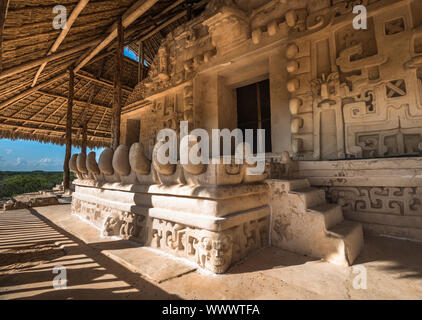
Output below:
[0,171,73,198]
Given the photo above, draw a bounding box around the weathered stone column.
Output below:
[270,47,291,154]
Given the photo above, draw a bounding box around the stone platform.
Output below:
[3,192,59,211]
[70,143,270,274]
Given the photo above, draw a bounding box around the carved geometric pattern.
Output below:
[386,80,407,98]
[385,18,405,35]
[326,187,422,216]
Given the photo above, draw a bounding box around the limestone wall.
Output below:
[122,0,422,161]
[295,158,422,240]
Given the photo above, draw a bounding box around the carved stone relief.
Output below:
[148,216,269,274]
[124,0,421,161]
[326,186,422,216]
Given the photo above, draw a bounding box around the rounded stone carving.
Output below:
[184,109,194,122]
[87,152,100,175]
[285,10,298,28]
[267,20,278,36]
[69,154,79,174]
[76,153,88,174]
[292,138,303,154]
[285,43,299,59]
[129,142,151,175]
[289,98,302,115]
[152,139,176,176]
[98,148,114,176]
[291,117,303,134]
[181,134,207,175]
[286,60,299,73]
[112,145,131,176]
[184,86,193,97]
[287,79,300,93]
[252,28,262,45]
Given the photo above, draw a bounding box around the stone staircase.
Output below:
[267,178,364,266]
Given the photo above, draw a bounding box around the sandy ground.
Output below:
[0,205,421,300]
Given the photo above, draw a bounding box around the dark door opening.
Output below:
[125,119,140,146]
[236,79,272,153]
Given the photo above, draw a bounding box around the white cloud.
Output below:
[16,157,26,166]
[39,158,52,165]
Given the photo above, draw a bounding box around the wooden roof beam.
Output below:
[136,0,207,43]
[32,0,91,87]
[75,71,133,93]
[37,90,111,110]
[75,0,159,72]
[0,73,67,111]
[0,39,99,81]
[0,121,110,138]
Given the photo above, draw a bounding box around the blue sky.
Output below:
[0,49,137,172]
[124,47,139,61]
[0,139,104,172]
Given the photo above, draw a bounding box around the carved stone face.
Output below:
[199,231,232,274]
[281,151,290,162]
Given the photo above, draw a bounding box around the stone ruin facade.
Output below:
[69,0,422,273]
[70,143,270,274]
[124,0,422,161]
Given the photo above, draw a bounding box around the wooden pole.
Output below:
[63,66,74,191]
[138,41,144,83]
[81,121,88,155]
[186,0,192,20]
[111,16,123,150]
[0,0,10,73]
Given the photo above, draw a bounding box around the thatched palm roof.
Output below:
[0,0,208,148]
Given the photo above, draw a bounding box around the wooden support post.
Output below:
[63,66,74,191]
[81,121,88,155]
[186,0,192,20]
[0,0,10,72]
[138,41,144,83]
[111,16,123,150]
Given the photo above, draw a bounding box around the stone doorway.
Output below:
[236,79,272,153]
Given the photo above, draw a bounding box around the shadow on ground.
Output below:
[0,208,179,300]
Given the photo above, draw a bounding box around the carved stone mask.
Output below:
[199,231,232,273]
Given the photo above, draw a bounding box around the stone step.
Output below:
[285,179,311,191]
[308,203,344,229]
[290,187,326,209]
[327,220,364,266]
[265,178,310,193]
